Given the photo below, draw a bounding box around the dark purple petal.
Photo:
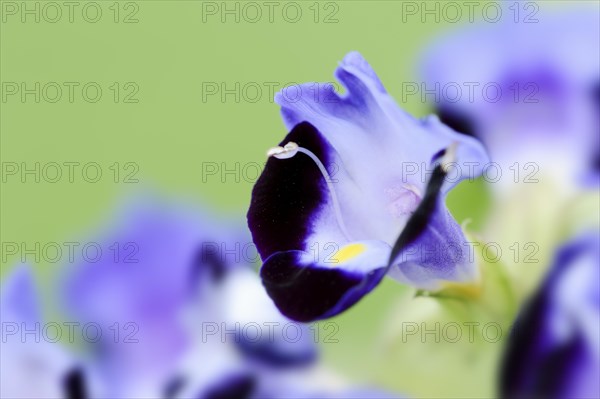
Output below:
[260,250,387,322]
[234,331,317,368]
[435,106,477,138]
[63,367,88,399]
[500,233,600,398]
[248,121,333,260]
[203,373,256,399]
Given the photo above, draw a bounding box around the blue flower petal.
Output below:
[388,197,477,290]
[500,232,600,398]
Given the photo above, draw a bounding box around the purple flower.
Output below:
[500,232,600,398]
[168,266,320,398]
[60,196,317,397]
[60,199,227,397]
[421,9,600,188]
[1,265,77,399]
[247,52,489,322]
[219,267,317,368]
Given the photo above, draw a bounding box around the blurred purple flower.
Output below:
[248,52,488,322]
[174,266,319,398]
[421,9,600,188]
[59,196,318,398]
[1,265,78,399]
[61,199,227,397]
[5,202,398,399]
[500,232,600,398]
[256,384,404,399]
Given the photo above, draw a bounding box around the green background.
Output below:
[0,1,583,397]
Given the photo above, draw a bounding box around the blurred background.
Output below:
[1,1,598,398]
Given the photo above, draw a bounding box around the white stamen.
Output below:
[267,141,352,241]
[440,142,458,173]
[267,142,299,159]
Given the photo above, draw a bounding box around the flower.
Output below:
[59,196,318,398]
[500,232,600,398]
[420,9,600,189]
[1,265,78,399]
[176,265,325,399]
[219,267,317,368]
[60,198,232,398]
[248,52,489,322]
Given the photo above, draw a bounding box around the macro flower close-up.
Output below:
[2,1,599,398]
[248,52,489,322]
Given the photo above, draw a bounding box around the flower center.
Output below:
[384,184,421,219]
[331,243,366,263]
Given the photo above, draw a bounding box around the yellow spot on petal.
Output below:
[331,243,366,264]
